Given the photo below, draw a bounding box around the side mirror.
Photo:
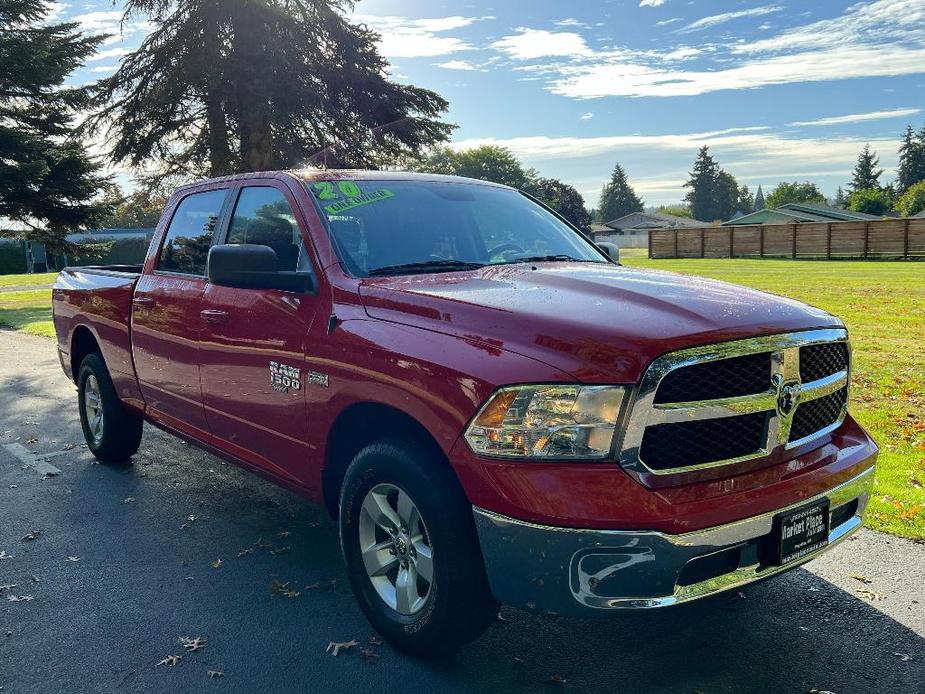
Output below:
[207,244,314,293]
[597,242,621,264]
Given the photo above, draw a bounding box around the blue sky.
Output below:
[60,0,925,208]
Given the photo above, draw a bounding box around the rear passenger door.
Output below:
[198,183,321,485]
[133,187,230,439]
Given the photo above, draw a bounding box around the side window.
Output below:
[157,189,226,275]
[227,187,304,272]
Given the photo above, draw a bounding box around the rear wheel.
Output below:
[339,438,498,658]
[77,352,142,463]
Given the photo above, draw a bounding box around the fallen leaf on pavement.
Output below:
[236,548,253,558]
[849,572,872,584]
[277,531,291,538]
[122,497,135,504]
[25,437,38,444]
[208,670,224,679]
[179,636,207,652]
[326,640,358,656]
[513,656,525,665]
[269,579,300,598]
[368,635,382,646]
[809,689,836,694]
[66,556,80,562]
[856,588,885,601]
[21,531,40,542]
[7,595,33,602]
[157,655,182,667]
[360,648,379,662]
[0,584,16,593]
[0,551,12,560]
[210,559,222,569]
[893,652,912,661]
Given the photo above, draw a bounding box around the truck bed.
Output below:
[52,266,142,403]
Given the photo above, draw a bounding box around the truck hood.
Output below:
[358,262,841,384]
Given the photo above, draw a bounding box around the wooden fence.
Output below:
[648,218,925,260]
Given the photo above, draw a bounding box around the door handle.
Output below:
[200,309,229,325]
[132,296,155,309]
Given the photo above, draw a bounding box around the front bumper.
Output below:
[473,465,874,616]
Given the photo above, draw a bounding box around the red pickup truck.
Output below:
[53,171,877,657]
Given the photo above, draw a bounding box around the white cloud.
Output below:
[580,112,594,120]
[87,47,130,62]
[449,129,893,173]
[679,5,782,33]
[640,0,666,7]
[90,65,118,73]
[435,60,482,71]
[555,18,588,28]
[656,18,682,26]
[499,0,925,98]
[789,108,922,127]
[492,28,593,60]
[352,14,485,58]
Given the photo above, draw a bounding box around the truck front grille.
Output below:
[789,386,848,443]
[640,412,769,470]
[620,329,850,476]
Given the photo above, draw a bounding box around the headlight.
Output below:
[464,385,629,460]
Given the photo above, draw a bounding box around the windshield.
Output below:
[306,179,607,277]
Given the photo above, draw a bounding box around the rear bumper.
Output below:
[473,464,874,616]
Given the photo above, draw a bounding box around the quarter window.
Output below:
[227,187,304,272]
[156,189,226,275]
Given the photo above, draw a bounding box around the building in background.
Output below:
[722,202,882,226]
[0,228,154,274]
[590,211,707,248]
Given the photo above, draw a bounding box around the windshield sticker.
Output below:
[323,188,395,215]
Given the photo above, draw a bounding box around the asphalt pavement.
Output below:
[1,329,923,694]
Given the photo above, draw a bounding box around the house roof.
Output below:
[777,202,881,221]
[602,211,705,230]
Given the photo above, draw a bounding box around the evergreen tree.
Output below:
[737,184,755,214]
[89,0,453,187]
[598,163,644,222]
[833,186,848,208]
[714,170,739,221]
[754,185,765,210]
[683,146,720,221]
[850,144,884,192]
[0,0,113,252]
[897,124,925,193]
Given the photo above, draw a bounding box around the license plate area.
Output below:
[772,499,830,566]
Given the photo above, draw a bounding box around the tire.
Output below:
[339,438,498,658]
[77,352,143,463]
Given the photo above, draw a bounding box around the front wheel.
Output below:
[77,352,143,463]
[339,438,498,658]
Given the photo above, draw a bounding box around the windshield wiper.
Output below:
[502,254,595,264]
[368,260,487,276]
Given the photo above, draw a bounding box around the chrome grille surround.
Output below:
[619,328,850,476]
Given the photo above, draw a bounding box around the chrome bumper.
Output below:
[472,465,875,615]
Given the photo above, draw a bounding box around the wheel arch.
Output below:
[322,401,459,518]
[70,325,102,380]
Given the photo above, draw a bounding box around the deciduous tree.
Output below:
[893,180,925,217]
[847,188,891,216]
[526,177,591,230]
[409,145,535,190]
[765,181,826,209]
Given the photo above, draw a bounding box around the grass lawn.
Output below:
[0,271,58,288]
[0,287,55,338]
[2,259,923,539]
[621,249,925,540]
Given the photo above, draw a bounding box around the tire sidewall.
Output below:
[340,445,458,647]
[77,355,108,456]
